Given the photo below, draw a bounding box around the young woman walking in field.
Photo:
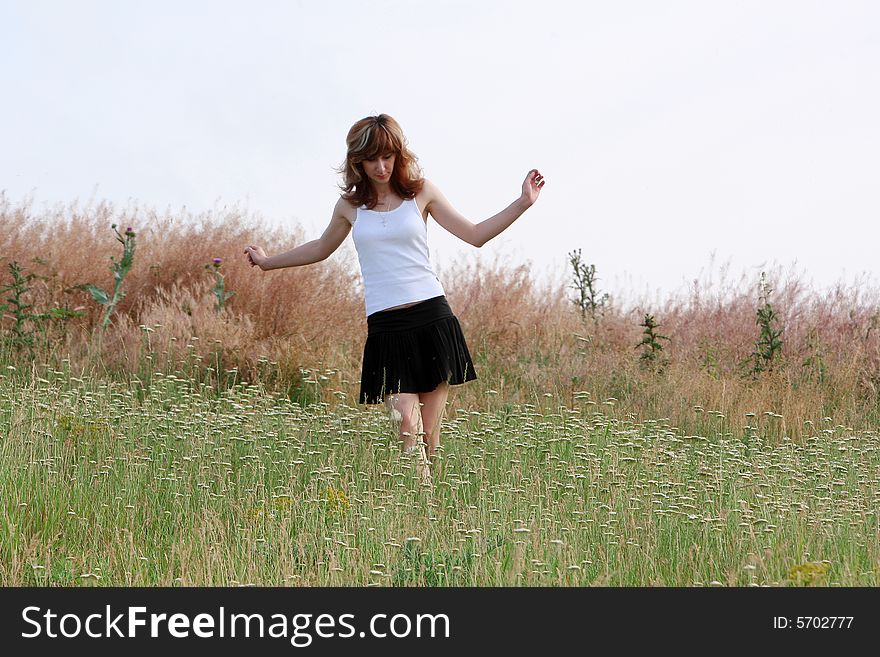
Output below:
[244,114,544,481]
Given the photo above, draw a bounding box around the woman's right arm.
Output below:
[245,198,354,271]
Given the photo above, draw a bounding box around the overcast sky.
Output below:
[2,0,878,303]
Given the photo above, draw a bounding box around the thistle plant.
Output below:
[86,224,136,332]
[637,312,669,369]
[568,248,608,320]
[207,257,234,312]
[752,272,784,373]
[1,261,38,351]
[0,261,82,353]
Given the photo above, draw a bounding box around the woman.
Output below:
[244,114,544,479]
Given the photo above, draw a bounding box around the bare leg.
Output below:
[385,391,431,485]
[385,391,422,450]
[418,381,450,460]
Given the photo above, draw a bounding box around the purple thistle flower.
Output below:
[212,257,223,267]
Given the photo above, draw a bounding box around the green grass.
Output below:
[1,366,878,587]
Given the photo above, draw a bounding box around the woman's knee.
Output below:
[386,393,422,432]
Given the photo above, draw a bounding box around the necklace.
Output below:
[376,196,394,228]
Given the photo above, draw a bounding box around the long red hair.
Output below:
[339,114,424,209]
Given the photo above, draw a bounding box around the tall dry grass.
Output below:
[2,193,879,437]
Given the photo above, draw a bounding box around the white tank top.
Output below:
[351,197,446,316]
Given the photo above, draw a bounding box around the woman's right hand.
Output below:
[244,245,268,270]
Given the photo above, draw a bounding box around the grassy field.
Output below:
[3,364,878,587]
[2,199,880,586]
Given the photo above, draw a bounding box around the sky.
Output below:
[2,0,879,304]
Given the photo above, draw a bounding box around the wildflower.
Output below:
[326,485,350,514]
[212,257,223,267]
[787,561,829,586]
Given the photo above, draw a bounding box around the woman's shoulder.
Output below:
[335,196,360,225]
[416,178,438,202]
[336,195,360,210]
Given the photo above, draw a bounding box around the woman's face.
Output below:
[361,152,395,186]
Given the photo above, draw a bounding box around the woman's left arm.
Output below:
[425,170,545,248]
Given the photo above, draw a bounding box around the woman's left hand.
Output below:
[521,169,545,206]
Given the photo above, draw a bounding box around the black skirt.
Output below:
[358,295,478,404]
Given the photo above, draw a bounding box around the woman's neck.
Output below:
[372,181,393,198]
